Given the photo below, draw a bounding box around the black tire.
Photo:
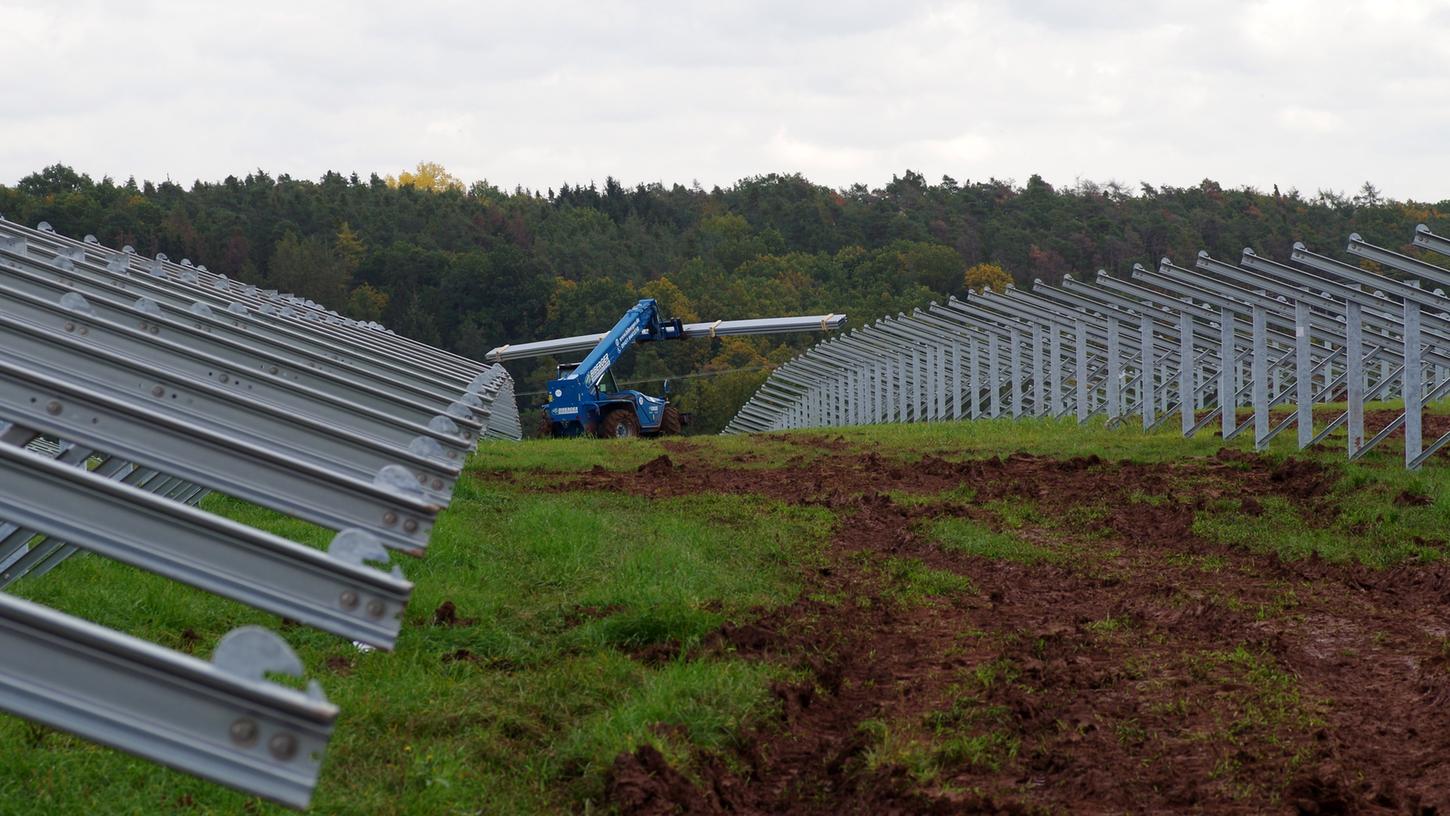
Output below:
[660,405,683,436]
[599,408,642,439]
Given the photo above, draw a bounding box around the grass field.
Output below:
[3,407,1449,814]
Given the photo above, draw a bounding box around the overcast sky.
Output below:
[3,0,1448,200]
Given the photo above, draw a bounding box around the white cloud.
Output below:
[911,134,994,166]
[0,0,1446,200]
[1278,107,1344,134]
[766,128,878,176]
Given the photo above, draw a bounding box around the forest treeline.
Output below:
[2,163,1446,433]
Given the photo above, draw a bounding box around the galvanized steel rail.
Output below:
[0,216,522,808]
[727,226,1450,470]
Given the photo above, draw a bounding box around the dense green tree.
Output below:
[266,233,354,306]
[4,164,1447,433]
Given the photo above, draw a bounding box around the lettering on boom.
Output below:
[587,355,611,385]
[616,320,641,352]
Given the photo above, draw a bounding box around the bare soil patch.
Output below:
[529,448,1449,813]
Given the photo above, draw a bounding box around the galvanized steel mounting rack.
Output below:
[0,216,522,809]
[726,226,1450,471]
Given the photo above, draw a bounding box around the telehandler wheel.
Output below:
[660,406,683,435]
[599,408,642,439]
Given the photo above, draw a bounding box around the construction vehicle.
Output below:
[486,299,845,438]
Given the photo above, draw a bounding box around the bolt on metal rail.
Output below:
[0,216,522,809]
[727,226,1450,471]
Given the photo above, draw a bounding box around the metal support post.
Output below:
[1220,307,1236,439]
[1049,324,1063,416]
[1252,304,1269,449]
[988,332,1002,418]
[1106,317,1121,423]
[898,352,909,422]
[1141,314,1155,430]
[933,343,946,420]
[1009,328,1023,418]
[968,338,981,419]
[1405,294,1423,468]
[1346,301,1364,454]
[1033,325,1046,417]
[1075,319,1089,423]
[1295,301,1313,449]
[916,344,928,420]
[951,340,962,419]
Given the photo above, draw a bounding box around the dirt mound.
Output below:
[432,600,476,627]
[553,447,1340,524]
[637,455,675,477]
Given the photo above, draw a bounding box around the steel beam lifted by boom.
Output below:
[487,299,846,438]
[486,313,847,363]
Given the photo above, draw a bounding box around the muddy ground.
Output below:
[522,441,1450,814]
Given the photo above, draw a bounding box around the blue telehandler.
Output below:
[487,299,845,438]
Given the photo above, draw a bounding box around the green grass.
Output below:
[1184,645,1325,800]
[928,517,1058,564]
[882,557,976,603]
[0,447,832,816]
[859,665,1024,784]
[795,415,1235,462]
[763,398,1450,470]
[466,436,669,473]
[1191,466,1450,567]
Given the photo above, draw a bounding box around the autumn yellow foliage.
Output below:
[385,161,465,192]
[964,261,1013,294]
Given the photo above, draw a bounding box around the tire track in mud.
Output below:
[527,449,1450,814]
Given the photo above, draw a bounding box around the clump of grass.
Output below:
[1192,493,1444,567]
[1182,644,1325,798]
[970,659,1020,691]
[978,498,1045,529]
[555,658,786,791]
[860,676,1022,783]
[930,517,1058,564]
[883,557,975,604]
[584,605,722,652]
[1085,615,1132,634]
